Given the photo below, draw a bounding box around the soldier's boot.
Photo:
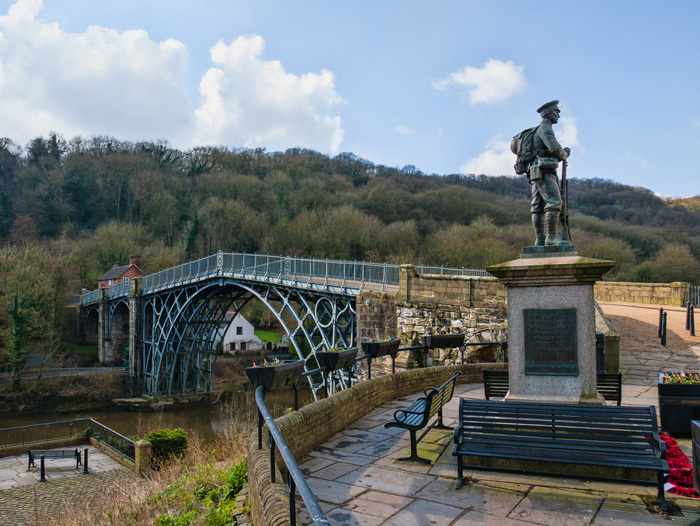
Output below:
[545,210,569,246]
[532,213,545,246]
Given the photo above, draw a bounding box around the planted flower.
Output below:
[658,371,700,437]
[661,371,700,384]
[251,358,287,368]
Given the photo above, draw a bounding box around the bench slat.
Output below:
[453,398,666,509]
[483,370,622,405]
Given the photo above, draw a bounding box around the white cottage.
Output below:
[218,313,263,353]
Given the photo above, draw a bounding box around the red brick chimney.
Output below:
[129,255,142,270]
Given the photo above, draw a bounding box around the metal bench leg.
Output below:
[658,472,668,512]
[456,455,464,489]
[397,430,431,464]
[435,408,450,430]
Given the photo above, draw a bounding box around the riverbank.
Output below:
[0,374,127,416]
[0,357,250,418]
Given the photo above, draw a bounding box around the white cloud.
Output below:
[194,35,345,153]
[0,1,345,153]
[0,0,193,145]
[460,138,514,176]
[394,125,413,135]
[433,59,526,105]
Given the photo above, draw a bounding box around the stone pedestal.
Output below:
[487,252,615,404]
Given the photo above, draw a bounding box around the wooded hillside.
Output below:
[1,133,699,290]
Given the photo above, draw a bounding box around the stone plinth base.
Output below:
[487,254,616,405]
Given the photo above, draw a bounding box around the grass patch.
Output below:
[61,341,100,366]
[254,330,282,343]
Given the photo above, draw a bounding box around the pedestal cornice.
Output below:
[486,255,616,287]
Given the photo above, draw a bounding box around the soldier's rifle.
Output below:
[560,158,572,242]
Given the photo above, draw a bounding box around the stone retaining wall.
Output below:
[246,363,502,526]
[594,281,690,307]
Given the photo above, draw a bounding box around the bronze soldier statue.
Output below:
[527,100,571,247]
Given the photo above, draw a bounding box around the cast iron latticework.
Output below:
[141,278,356,398]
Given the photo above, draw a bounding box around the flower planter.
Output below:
[246,360,305,391]
[315,348,358,372]
[361,339,401,359]
[658,372,700,437]
[421,333,465,350]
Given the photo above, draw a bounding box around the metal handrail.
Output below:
[87,418,135,461]
[0,418,92,448]
[255,385,331,526]
[80,252,489,305]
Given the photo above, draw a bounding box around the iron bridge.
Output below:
[78,252,488,399]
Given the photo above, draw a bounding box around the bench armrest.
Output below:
[393,407,425,421]
[453,427,462,445]
[424,386,438,396]
[652,432,666,460]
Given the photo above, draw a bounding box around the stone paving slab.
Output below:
[0,467,136,525]
[299,375,700,525]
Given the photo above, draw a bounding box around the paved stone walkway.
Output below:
[299,384,700,525]
[0,446,137,525]
[297,303,700,525]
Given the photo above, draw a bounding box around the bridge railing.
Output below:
[82,252,490,303]
[82,289,100,305]
[416,264,491,278]
[689,285,700,307]
[108,281,131,300]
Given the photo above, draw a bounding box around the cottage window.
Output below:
[236,326,243,335]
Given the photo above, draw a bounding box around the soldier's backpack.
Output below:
[510,126,538,175]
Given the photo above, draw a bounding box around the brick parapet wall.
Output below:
[246,363,503,526]
[594,281,690,307]
[397,265,506,309]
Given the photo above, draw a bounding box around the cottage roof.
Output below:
[98,263,139,282]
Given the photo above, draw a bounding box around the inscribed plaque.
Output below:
[523,308,577,375]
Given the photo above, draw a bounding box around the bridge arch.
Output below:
[140,278,355,398]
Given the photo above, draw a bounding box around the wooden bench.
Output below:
[384,371,461,463]
[483,369,622,405]
[28,448,81,470]
[453,399,668,510]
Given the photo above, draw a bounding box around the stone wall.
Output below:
[594,281,690,307]
[397,265,506,308]
[246,364,502,526]
[358,268,508,372]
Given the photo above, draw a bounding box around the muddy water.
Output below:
[0,388,314,444]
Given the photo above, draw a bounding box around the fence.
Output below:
[0,419,91,449]
[79,252,490,305]
[689,286,700,307]
[0,418,135,461]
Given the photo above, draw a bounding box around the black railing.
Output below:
[0,418,91,448]
[0,418,135,461]
[255,385,331,526]
[85,419,135,461]
[689,285,700,308]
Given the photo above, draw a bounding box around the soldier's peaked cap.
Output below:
[537,100,559,114]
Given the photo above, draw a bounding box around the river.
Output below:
[0,389,313,445]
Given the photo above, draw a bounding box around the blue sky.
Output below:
[1,0,699,197]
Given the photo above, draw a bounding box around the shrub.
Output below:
[145,428,188,462]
